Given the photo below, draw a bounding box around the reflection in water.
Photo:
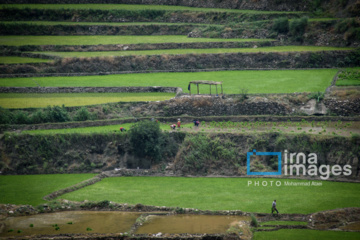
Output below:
[0,211,141,237]
[136,215,250,234]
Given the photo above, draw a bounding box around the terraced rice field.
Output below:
[0,69,338,91]
[0,92,175,108]
[0,4,305,14]
[32,46,353,58]
[0,35,274,46]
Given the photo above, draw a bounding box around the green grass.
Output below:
[0,174,96,206]
[32,46,354,58]
[60,177,360,214]
[254,229,360,240]
[0,56,50,64]
[0,92,175,108]
[20,120,358,137]
[0,35,273,46]
[22,123,194,135]
[308,18,338,22]
[0,20,218,27]
[0,69,338,94]
[0,4,304,14]
[261,221,308,226]
[336,67,360,86]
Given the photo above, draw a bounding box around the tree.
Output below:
[129,120,162,162]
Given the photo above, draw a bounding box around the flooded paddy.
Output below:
[0,211,141,237]
[0,211,251,237]
[136,215,250,234]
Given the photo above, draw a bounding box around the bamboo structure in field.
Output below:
[188,80,223,96]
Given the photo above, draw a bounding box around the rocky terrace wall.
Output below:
[1,51,358,75]
[0,23,195,36]
[2,40,278,53]
[324,98,360,116]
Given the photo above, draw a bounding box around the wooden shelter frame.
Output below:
[188,80,223,96]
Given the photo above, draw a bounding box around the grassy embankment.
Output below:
[261,221,308,226]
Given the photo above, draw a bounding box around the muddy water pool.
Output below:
[0,211,141,237]
[0,212,251,237]
[136,215,250,234]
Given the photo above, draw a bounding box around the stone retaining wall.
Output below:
[6,40,277,52]
[324,98,360,116]
[1,51,358,75]
[0,23,195,36]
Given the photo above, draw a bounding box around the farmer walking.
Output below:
[272,200,279,215]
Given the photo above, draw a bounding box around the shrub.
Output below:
[308,91,325,101]
[181,134,238,173]
[0,107,13,124]
[30,109,48,124]
[129,120,162,162]
[289,17,308,41]
[250,214,259,227]
[45,105,70,122]
[14,111,29,124]
[272,17,289,33]
[238,88,249,102]
[73,107,92,121]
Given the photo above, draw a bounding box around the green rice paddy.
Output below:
[0,174,96,206]
[32,46,353,58]
[59,177,360,214]
[0,92,175,108]
[0,4,304,14]
[0,56,50,64]
[0,35,274,46]
[0,69,338,94]
[0,21,217,26]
